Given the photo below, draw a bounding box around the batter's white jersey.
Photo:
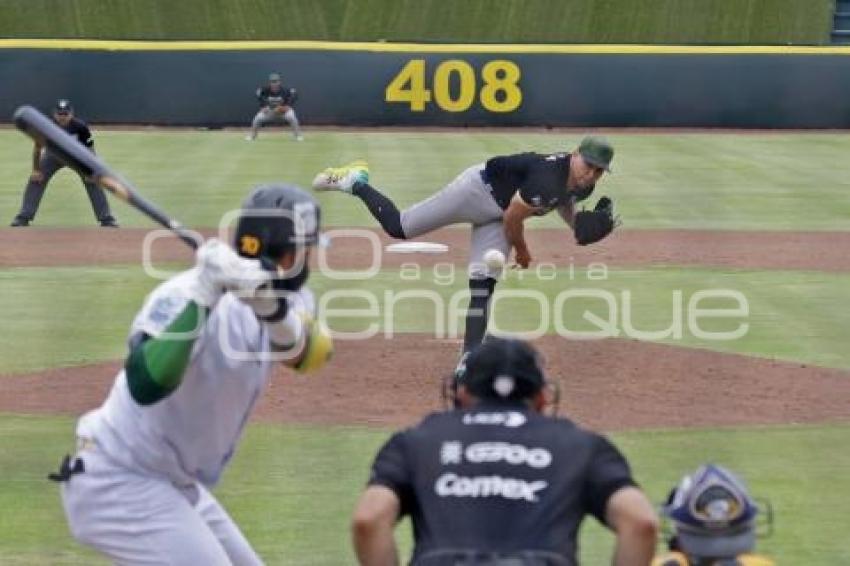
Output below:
[77,268,306,487]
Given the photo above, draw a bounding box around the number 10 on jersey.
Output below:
[386,59,522,113]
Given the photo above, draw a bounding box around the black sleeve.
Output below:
[368,431,414,516]
[583,434,637,525]
[79,122,94,149]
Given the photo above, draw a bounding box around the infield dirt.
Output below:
[2,226,848,430]
[2,227,849,272]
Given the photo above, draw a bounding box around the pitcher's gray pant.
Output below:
[401,164,509,280]
[61,443,263,565]
[249,107,302,139]
[16,153,115,223]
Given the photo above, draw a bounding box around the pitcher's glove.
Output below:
[573,196,619,246]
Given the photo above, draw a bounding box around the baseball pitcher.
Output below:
[51,184,332,564]
[312,136,618,378]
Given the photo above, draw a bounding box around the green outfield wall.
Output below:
[3,41,850,128]
[0,0,834,45]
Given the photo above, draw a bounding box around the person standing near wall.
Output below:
[10,99,118,227]
[246,72,303,142]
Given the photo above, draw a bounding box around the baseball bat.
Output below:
[12,105,201,249]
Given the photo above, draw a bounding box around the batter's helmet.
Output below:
[234,183,321,263]
[663,464,759,559]
[463,337,546,401]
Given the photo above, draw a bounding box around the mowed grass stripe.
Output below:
[1,264,849,374]
[1,414,847,564]
[1,130,849,230]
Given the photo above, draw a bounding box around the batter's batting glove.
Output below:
[191,239,271,307]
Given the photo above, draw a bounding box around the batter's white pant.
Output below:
[61,443,263,565]
[401,164,510,280]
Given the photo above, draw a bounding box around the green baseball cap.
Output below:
[268,72,281,82]
[578,136,614,172]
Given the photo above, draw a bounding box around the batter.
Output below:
[52,184,332,564]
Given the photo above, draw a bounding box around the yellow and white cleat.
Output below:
[311,160,369,193]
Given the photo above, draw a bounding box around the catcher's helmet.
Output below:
[234,184,321,263]
[663,464,759,559]
[463,337,545,401]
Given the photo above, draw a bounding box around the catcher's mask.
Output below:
[661,464,773,559]
[441,337,561,416]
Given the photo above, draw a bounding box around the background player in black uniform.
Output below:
[10,99,118,227]
[352,337,659,566]
[246,72,303,141]
[312,137,617,375]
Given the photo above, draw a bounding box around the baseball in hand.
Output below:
[483,249,506,270]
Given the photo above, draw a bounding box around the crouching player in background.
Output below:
[52,184,331,564]
[246,72,303,141]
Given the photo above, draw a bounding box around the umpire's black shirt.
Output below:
[483,152,594,214]
[368,402,636,566]
[56,117,94,149]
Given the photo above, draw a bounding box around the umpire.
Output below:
[10,99,118,227]
[352,338,659,566]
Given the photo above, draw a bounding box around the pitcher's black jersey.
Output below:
[483,153,593,214]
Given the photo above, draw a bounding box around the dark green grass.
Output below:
[3,130,850,231]
[3,265,848,374]
[2,414,847,564]
[0,0,832,44]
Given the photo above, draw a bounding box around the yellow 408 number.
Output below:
[386,59,522,113]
